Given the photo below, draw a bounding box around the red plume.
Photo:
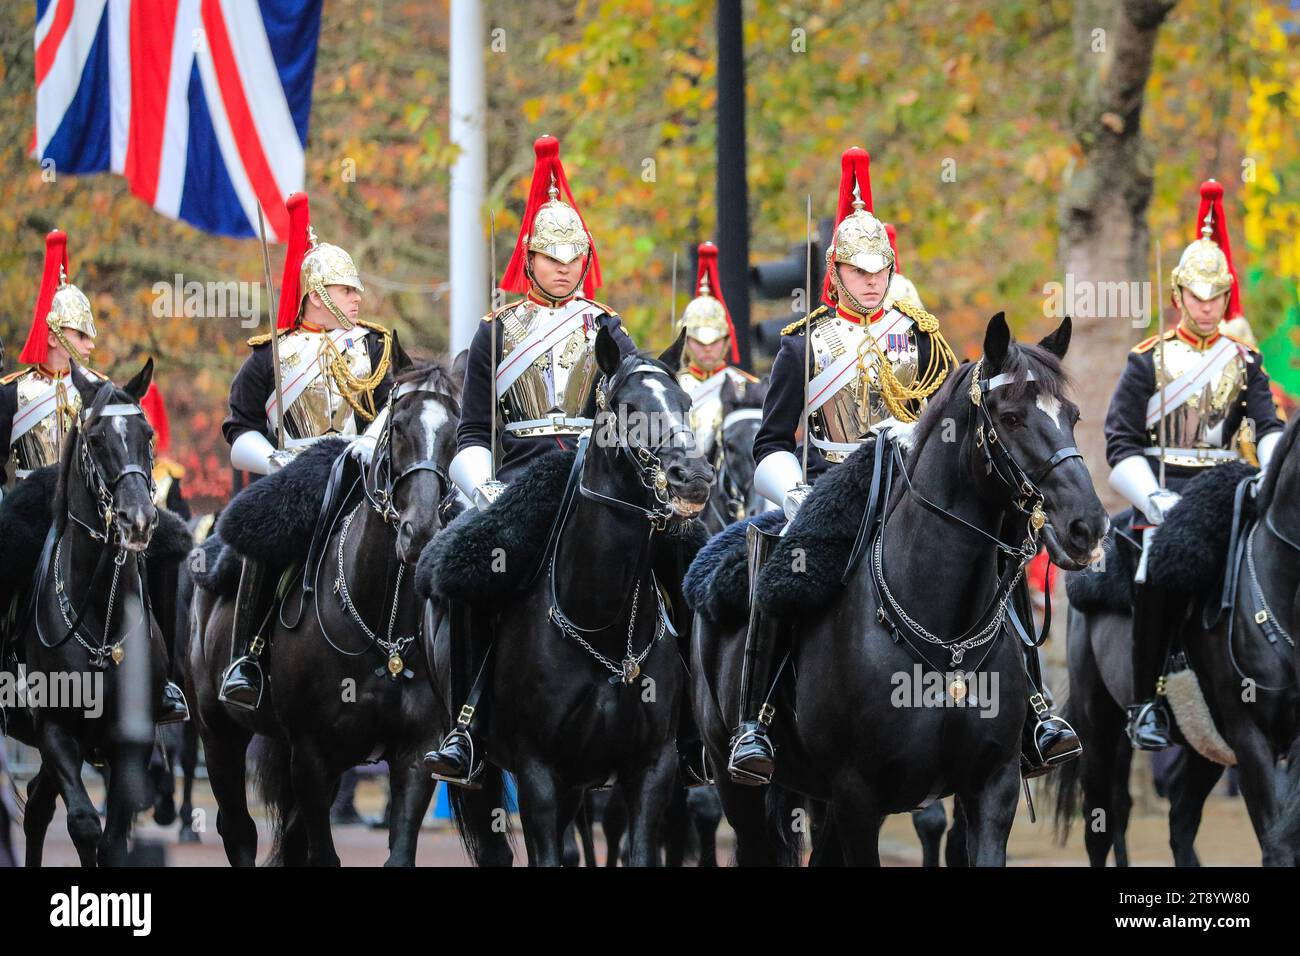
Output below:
[500,136,601,298]
[695,242,739,363]
[884,223,901,276]
[822,147,874,307]
[1193,180,1242,319]
[19,230,71,365]
[140,382,171,454]
[276,193,312,330]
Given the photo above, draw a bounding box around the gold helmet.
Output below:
[823,147,894,313]
[277,193,363,331]
[19,229,97,366]
[502,136,601,302]
[678,242,738,360]
[1170,180,1239,312]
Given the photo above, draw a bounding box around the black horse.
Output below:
[701,377,769,535]
[188,357,507,866]
[431,329,713,866]
[693,314,1107,865]
[11,360,169,867]
[1058,413,1300,865]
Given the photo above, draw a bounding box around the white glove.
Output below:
[449,445,506,511]
[1145,489,1181,526]
[782,483,813,521]
[1258,431,1281,473]
[348,405,389,466]
[1108,455,1162,523]
[754,450,804,511]
[230,430,279,476]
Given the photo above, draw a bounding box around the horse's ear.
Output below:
[451,348,469,393]
[982,312,1011,370]
[596,326,622,378]
[391,333,414,376]
[1039,316,1072,360]
[657,329,687,373]
[68,360,101,408]
[123,356,155,403]
[719,375,738,413]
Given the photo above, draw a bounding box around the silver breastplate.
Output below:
[11,370,84,477]
[1147,336,1248,468]
[806,311,919,462]
[277,328,374,444]
[679,366,748,459]
[497,299,601,438]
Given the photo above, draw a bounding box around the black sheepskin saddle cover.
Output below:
[190,534,242,597]
[755,438,881,618]
[415,450,709,605]
[1148,461,1257,592]
[0,465,193,601]
[683,510,785,626]
[215,437,351,565]
[1065,511,1139,615]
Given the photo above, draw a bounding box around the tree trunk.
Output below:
[1059,0,1177,511]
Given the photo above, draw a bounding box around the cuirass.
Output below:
[678,366,751,459]
[497,299,601,437]
[807,311,919,462]
[11,370,87,475]
[277,328,373,442]
[1147,336,1247,468]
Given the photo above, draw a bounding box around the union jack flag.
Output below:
[32,0,322,241]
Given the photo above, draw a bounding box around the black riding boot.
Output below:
[219,556,269,712]
[1020,644,1082,777]
[1126,583,1172,751]
[727,522,785,787]
[158,681,190,724]
[423,600,488,789]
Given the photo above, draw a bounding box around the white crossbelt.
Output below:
[9,379,67,444]
[1144,336,1242,428]
[804,309,914,416]
[494,300,594,397]
[685,368,732,408]
[265,326,371,430]
[502,416,593,434]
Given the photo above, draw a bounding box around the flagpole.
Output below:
[256,203,286,451]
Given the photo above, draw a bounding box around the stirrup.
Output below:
[726,730,774,786]
[1126,699,1171,752]
[158,682,191,725]
[218,655,264,712]
[681,743,714,788]
[423,729,485,790]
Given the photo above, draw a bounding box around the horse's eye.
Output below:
[999,412,1022,429]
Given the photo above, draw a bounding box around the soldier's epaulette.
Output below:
[354,318,391,339]
[482,300,524,321]
[782,305,829,336]
[586,298,618,317]
[246,326,293,348]
[1221,332,1257,353]
[153,458,185,481]
[894,299,940,333]
[732,367,760,383]
[1131,329,1174,354]
[0,369,27,385]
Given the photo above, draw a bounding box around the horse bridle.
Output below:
[68,402,157,543]
[586,363,697,531]
[711,407,761,525]
[363,380,455,526]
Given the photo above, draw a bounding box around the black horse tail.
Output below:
[252,735,295,866]
[766,786,804,867]
[1268,747,1300,855]
[447,764,514,866]
[1050,696,1083,846]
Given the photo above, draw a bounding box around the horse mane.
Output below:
[394,357,461,414]
[908,341,1071,466]
[1256,410,1300,514]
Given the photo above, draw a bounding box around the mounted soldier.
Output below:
[731,146,1080,784]
[0,229,189,723]
[1106,180,1284,750]
[425,134,642,785]
[219,192,399,710]
[675,241,758,461]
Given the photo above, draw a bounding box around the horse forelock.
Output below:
[394,359,460,415]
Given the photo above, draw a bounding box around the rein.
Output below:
[869,362,1082,678]
[33,404,155,668]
